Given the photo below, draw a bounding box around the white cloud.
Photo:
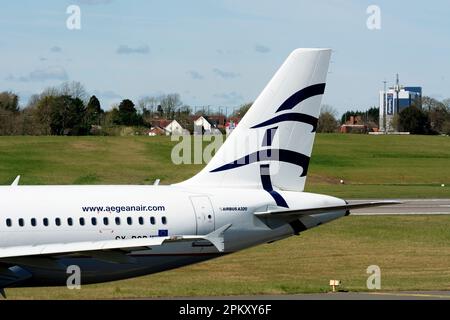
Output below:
[50,46,62,53]
[93,90,122,100]
[116,45,150,55]
[214,91,244,104]
[187,70,204,80]
[213,68,240,79]
[6,66,69,82]
[254,44,270,54]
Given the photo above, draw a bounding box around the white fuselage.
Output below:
[0,185,345,286]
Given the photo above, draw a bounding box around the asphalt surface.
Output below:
[348,199,450,215]
[155,291,450,300]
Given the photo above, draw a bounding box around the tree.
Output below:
[341,107,379,124]
[137,94,185,119]
[232,102,252,118]
[176,105,193,128]
[85,95,103,126]
[157,104,163,117]
[67,97,88,135]
[419,96,449,134]
[389,114,400,132]
[0,91,19,113]
[442,119,450,135]
[138,96,158,115]
[59,81,88,101]
[317,105,338,133]
[422,96,443,112]
[443,98,450,135]
[116,99,140,126]
[427,104,449,134]
[367,107,379,123]
[36,95,87,135]
[160,93,182,119]
[21,104,48,136]
[35,95,55,135]
[443,98,450,109]
[398,105,431,134]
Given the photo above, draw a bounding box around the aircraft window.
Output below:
[150,217,155,225]
[55,218,61,226]
[115,217,121,225]
[103,217,109,226]
[161,217,167,225]
[68,218,73,226]
[91,217,97,226]
[6,219,12,227]
[79,217,85,226]
[19,218,25,227]
[31,218,37,227]
[138,217,144,225]
[127,217,132,225]
[43,218,49,226]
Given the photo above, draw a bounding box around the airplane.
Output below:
[0,48,398,298]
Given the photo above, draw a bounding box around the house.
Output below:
[192,116,212,135]
[207,115,226,128]
[149,119,188,136]
[340,116,368,134]
[164,119,186,135]
[147,126,165,136]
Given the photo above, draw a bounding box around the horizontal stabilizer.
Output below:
[254,201,401,218]
[162,224,232,252]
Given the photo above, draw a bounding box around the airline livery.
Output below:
[0,49,396,297]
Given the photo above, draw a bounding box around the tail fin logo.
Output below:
[209,82,326,207]
[251,83,325,130]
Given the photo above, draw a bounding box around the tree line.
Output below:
[394,97,450,134]
[0,82,241,136]
[316,97,450,135]
[1,82,449,136]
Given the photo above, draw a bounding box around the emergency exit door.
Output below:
[190,196,215,235]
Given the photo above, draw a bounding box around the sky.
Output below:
[1,0,449,116]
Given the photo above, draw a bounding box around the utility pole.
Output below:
[383,80,387,133]
[395,74,400,131]
[395,74,400,114]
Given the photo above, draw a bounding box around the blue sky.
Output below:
[1,0,449,115]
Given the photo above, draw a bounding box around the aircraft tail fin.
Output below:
[180,48,331,194]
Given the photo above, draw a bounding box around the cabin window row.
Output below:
[4,216,167,228]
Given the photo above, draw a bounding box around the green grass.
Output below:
[1,134,450,298]
[307,134,450,198]
[0,134,449,198]
[7,215,450,299]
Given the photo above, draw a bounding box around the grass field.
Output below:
[0,134,449,198]
[1,134,450,299]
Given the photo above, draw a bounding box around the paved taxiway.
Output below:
[164,291,450,300]
[348,199,450,215]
